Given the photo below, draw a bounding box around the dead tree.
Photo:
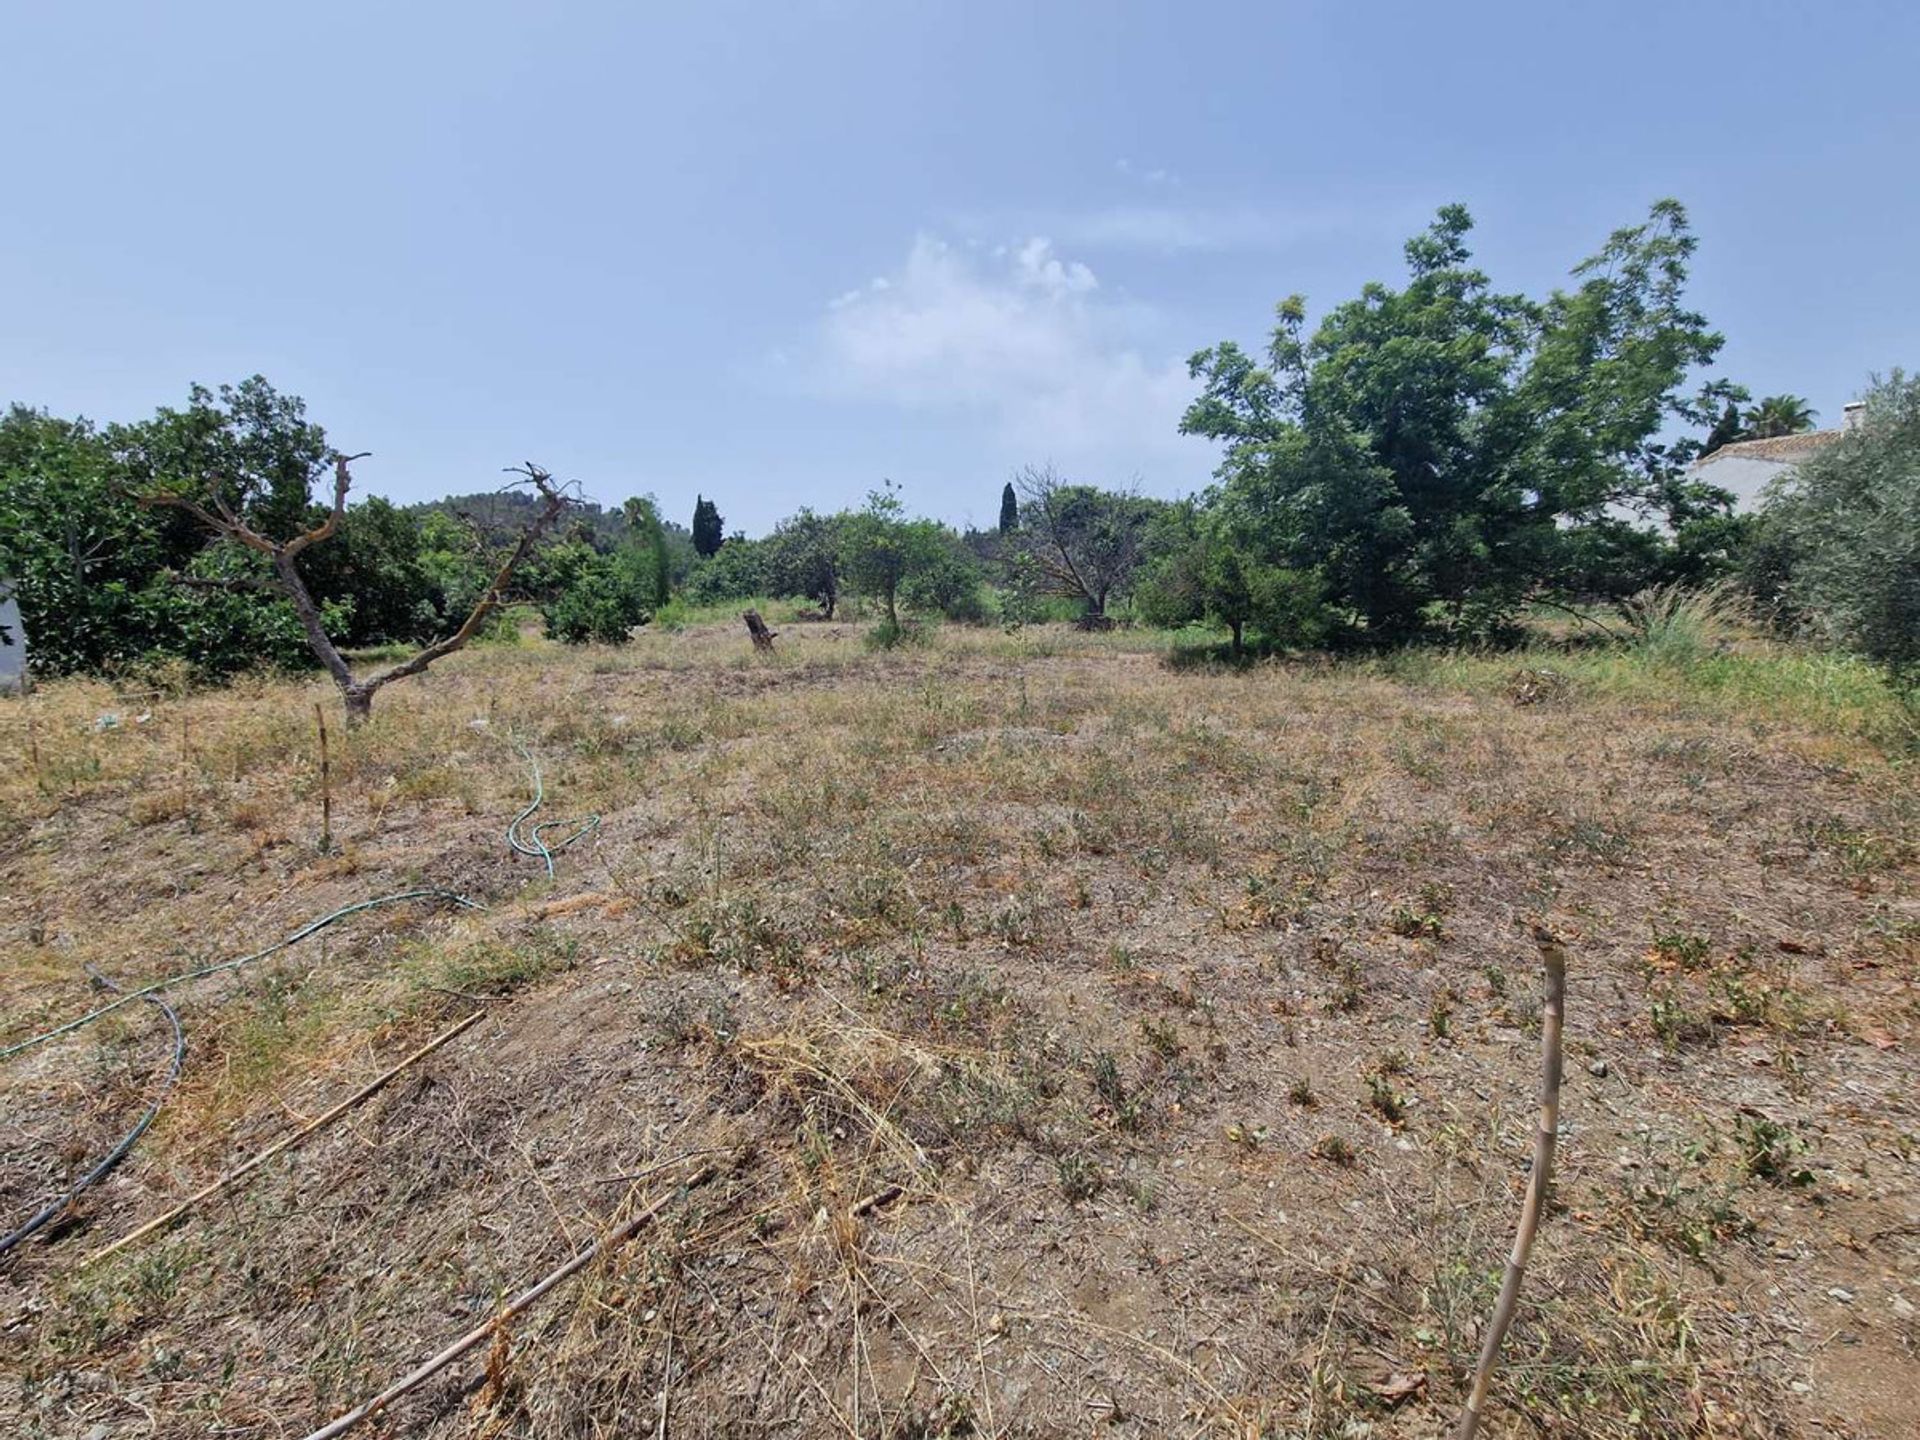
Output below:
[149,456,571,724]
[742,609,778,652]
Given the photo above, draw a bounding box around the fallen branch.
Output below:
[1454,931,1568,1439]
[300,1164,718,1440]
[85,1010,484,1267]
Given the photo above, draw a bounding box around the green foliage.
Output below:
[840,483,952,626]
[684,535,770,605]
[998,481,1019,534]
[762,508,845,616]
[621,495,673,609]
[539,548,653,644]
[1746,394,1816,439]
[115,375,331,542]
[1136,499,1332,654]
[0,399,309,679]
[294,496,444,646]
[1619,582,1746,668]
[691,495,725,558]
[1011,466,1160,618]
[1749,373,1920,688]
[1182,201,1739,640]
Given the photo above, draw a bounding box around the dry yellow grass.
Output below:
[0,619,1914,1437]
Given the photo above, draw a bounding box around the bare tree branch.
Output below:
[143,453,572,723]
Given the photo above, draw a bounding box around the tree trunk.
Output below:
[342,684,375,726]
[1230,619,1244,656]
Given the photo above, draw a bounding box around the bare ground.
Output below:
[0,623,1914,1438]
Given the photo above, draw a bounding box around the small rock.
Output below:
[1889,1295,1915,1319]
[1587,1059,1609,1077]
[1828,1287,1854,1304]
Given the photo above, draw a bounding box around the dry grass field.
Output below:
[1,617,1914,1438]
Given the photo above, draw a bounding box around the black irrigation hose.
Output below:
[0,973,185,1257]
[0,891,482,1063]
[0,891,481,1257]
[1,742,587,1257]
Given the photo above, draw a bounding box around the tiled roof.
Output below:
[1694,430,1843,466]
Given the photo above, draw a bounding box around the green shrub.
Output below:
[1749,372,1920,689]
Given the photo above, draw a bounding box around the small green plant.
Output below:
[1427,991,1455,1039]
[1139,1017,1182,1059]
[1736,1113,1815,1186]
[1364,1070,1408,1125]
[1287,1076,1318,1108]
[1311,1134,1357,1168]
[1056,1153,1102,1203]
[1648,927,1713,970]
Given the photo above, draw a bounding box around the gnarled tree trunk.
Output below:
[151,456,571,725]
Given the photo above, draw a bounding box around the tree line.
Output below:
[1,198,1912,708]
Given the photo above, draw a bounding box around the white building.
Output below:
[0,581,24,693]
[1689,402,1863,509]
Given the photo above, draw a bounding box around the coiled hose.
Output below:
[505,739,599,879]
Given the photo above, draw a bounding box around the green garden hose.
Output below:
[505,740,600,879]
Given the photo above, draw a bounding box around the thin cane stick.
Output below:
[1455,934,1566,1439]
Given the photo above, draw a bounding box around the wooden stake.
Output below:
[314,702,332,853]
[1454,933,1567,1439]
[300,1165,718,1440]
[85,1010,484,1267]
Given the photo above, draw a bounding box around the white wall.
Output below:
[1693,454,1797,510]
[0,584,24,693]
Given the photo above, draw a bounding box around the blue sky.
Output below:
[4,1,1915,534]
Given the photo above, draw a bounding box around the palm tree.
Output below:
[1746,394,1816,439]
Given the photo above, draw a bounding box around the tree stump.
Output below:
[743,610,778,652]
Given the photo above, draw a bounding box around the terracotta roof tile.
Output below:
[1694,430,1843,466]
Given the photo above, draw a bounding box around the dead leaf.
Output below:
[1370,1371,1426,1406]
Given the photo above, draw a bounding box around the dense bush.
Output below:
[683,537,770,604]
[540,550,653,643]
[1749,373,1920,687]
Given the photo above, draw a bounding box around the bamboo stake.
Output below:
[85,1010,484,1267]
[314,702,332,852]
[300,1165,718,1440]
[1454,932,1567,1439]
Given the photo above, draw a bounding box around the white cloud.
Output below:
[807,234,1210,483]
[1115,157,1179,187]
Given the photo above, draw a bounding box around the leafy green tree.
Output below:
[540,549,652,643]
[1701,400,1747,456]
[901,531,986,622]
[998,482,1019,534]
[621,495,673,608]
[1750,373,1920,687]
[1137,500,1329,654]
[293,496,443,646]
[0,403,312,678]
[840,484,947,628]
[1183,200,1739,640]
[1747,394,1816,439]
[763,508,845,617]
[692,495,725,557]
[683,534,769,603]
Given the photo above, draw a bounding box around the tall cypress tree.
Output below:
[692,495,724,557]
[998,481,1019,533]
